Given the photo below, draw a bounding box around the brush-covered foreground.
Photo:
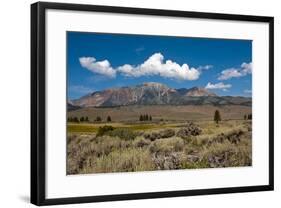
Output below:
[67,120,252,174]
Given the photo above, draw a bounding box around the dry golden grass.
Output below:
[67,120,252,174]
[67,121,184,133]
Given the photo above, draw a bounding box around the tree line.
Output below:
[244,114,252,120]
[67,116,112,123]
[68,110,249,124]
[139,114,152,121]
[68,116,89,123]
[213,110,252,124]
[94,116,112,122]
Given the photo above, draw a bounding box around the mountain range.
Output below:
[69,82,251,108]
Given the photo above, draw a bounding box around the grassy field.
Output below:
[68,122,185,133]
[68,104,251,122]
[67,109,252,174]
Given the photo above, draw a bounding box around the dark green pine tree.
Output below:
[107,116,112,122]
[74,117,79,123]
[145,114,148,121]
[214,110,221,124]
[96,116,102,122]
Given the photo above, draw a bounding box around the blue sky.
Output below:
[67,32,252,99]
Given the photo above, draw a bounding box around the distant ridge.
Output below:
[69,82,251,108]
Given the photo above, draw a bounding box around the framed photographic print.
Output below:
[31,2,274,206]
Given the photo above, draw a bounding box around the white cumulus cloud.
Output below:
[79,53,203,80]
[205,82,232,90]
[218,62,252,80]
[244,89,252,94]
[117,53,200,80]
[79,57,116,78]
[197,65,213,71]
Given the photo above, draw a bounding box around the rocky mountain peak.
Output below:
[69,82,250,108]
[186,87,216,97]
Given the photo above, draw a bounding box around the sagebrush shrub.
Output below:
[108,128,137,140]
[96,125,115,137]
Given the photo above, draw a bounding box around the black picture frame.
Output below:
[31,2,274,206]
